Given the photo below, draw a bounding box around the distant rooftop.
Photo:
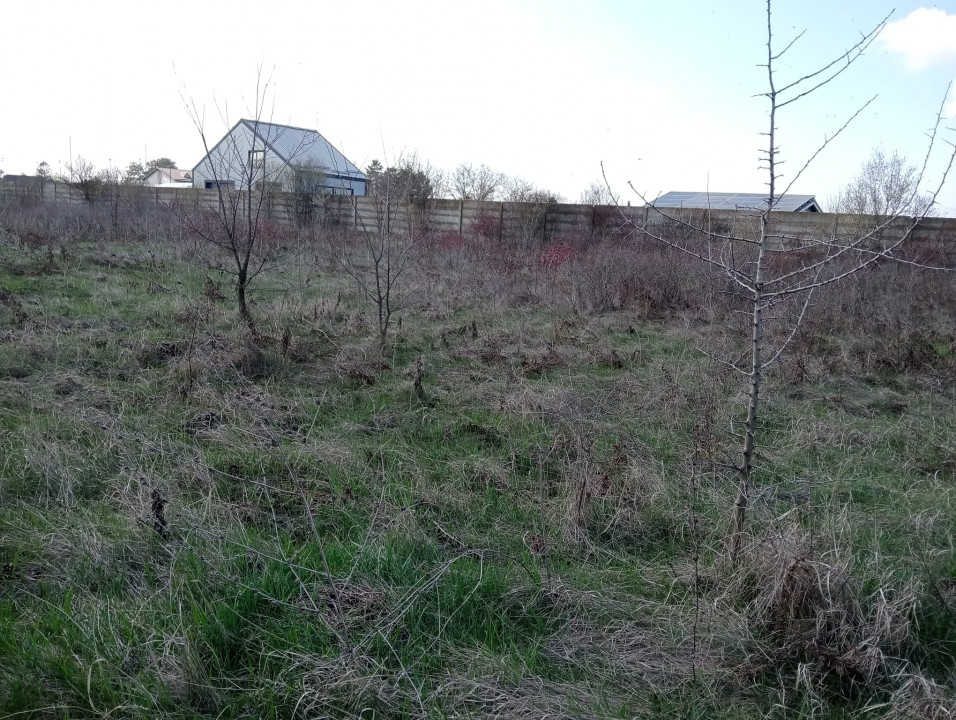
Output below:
[230,120,365,180]
[145,167,192,183]
[650,191,822,212]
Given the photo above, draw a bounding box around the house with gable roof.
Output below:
[191,119,366,195]
[144,167,193,187]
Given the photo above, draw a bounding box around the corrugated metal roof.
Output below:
[241,120,365,180]
[650,191,822,212]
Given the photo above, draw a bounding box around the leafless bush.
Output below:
[560,432,604,545]
[569,239,723,317]
[501,179,562,246]
[569,240,633,312]
[778,258,956,381]
[0,182,182,246]
[326,223,423,350]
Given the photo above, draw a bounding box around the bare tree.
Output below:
[334,155,425,350]
[367,154,445,208]
[580,180,616,206]
[181,70,316,336]
[67,156,102,203]
[449,163,505,202]
[617,1,955,562]
[284,158,328,227]
[834,148,934,217]
[502,176,562,205]
[97,164,125,234]
[338,223,420,351]
[502,176,563,245]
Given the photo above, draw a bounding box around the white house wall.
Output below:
[192,123,282,190]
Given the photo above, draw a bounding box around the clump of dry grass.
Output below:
[562,451,606,546]
[546,617,706,691]
[232,335,274,379]
[274,654,386,717]
[447,456,511,493]
[437,672,617,719]
[0,287,30,327]
[877,673,956,720]
[736,524,918,688]
[277,646,623,719]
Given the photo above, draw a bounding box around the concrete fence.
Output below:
[2,178,955,248]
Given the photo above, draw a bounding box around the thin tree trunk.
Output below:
[730,230,766,563]
[237,268,257,337]
[731,2,775,563]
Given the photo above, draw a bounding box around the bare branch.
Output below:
[778,95,877,199]
[771,28,806,60]
[762,274,821,369]
[774,12,890,107]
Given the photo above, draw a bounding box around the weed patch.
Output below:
[0,222,952,718]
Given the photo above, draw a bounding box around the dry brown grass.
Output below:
[546,616,708,691]
[733,524,918,690]
[876,673,956,720]
[277,645,625,719]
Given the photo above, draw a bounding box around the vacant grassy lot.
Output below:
[0,201,953,718]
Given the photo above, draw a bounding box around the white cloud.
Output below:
[882,8,956,71]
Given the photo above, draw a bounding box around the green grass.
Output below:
[0,226,953,718]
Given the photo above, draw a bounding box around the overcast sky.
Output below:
[2,0,955,213]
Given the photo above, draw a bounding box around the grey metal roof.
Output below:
[240,119,365,180]
[650,191,822,212]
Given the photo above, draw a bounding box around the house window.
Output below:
[248,150,265,170]
[204,180,236,190]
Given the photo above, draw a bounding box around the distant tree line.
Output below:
[8,148,932,217]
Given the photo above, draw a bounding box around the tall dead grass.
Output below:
[728,522,923,702]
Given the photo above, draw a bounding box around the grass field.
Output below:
[0,202,953,718]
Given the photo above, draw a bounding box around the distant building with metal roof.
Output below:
[650,191,822,212]
[192,119,366,195]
